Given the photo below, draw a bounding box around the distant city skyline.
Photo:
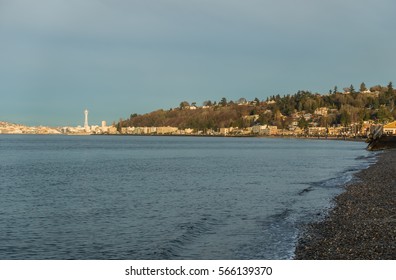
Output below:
[1,0,396,126]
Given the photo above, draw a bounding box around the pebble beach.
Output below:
[294,149,396,259]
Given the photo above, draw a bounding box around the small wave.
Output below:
[355,152,380,169]
[259,208,293,225]
[149,216,217,259]
[246,181,261,186]
[298,186,314,196]
[310,162,370,190]
[323,154,378,188]
[355,152,380,161]
[355,155,371,160]
[275,209,292,220]
[252,208,298,259]
[152,246,180,259]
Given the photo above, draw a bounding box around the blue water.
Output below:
[0,135,375,259]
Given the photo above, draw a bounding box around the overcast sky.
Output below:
[1,0,395,126]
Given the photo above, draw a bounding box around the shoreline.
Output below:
[0,133,367,142]
[294,149,396,259]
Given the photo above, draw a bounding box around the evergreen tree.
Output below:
[387,81,393,96]
[203,100,212,106]
[297,117,308,129]
[376,106,392,122]
[117,118,123,133]
[339,111,351,126]
[350,84,355,94]
[360,82,367,92]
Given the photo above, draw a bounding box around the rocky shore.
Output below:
[294,149,396,259]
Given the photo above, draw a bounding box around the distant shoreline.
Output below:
[294,149,396,259]
[0,132,368,143]
[94,133,368,143]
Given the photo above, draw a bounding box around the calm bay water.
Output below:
[0,135,375,259]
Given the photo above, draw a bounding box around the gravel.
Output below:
[294,149,396,259]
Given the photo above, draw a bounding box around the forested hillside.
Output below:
[119,82,396,130]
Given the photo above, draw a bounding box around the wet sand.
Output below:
[294,149,396,259]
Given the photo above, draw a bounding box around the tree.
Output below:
[339,110,351,126]
[350,84,355,94]
[376,106,393,123]
[319,116,329,127]
[297,117,308,129]
[297,101,303,112]
[117,118,123,133]
[258,111,272,125]
[387,81,394,96]
[203,100,212,106]
[179,101,190,109]
[333,86,338,94]
[237,97,247,104]
[360,82,367,92]
[220,97,227,106]
[370,85,385,93]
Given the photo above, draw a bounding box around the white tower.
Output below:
[84,109,89,129]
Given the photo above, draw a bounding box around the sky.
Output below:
[1,0,396,126]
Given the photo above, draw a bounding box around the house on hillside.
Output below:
[303,113,312,121]
[243,114,259,122]
[383,121,396,135]
[314,107,328,116]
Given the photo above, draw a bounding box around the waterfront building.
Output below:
[262,126,278,135]
[308,127,327,136]
[252,125,268,135]
[219,127,232,135]
[108,126,117,134]
[156,126,178,135]
[383,121,396,135]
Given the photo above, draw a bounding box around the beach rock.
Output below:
[294,150,396,259]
